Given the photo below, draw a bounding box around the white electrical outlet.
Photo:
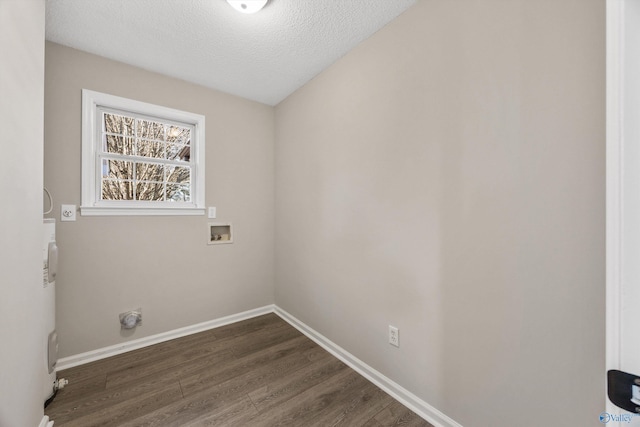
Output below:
[389,325,399,347]
[60,204,76,222]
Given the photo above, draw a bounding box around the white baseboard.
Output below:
[56,304,461,427]
[56,305,275,371]
[274,307,463,427]
[38,415,53,427]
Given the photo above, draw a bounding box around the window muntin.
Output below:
[81,90,205,216]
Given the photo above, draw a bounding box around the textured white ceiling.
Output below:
[45,0,416,106]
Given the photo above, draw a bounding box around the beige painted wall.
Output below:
[275,1,605,426]
[44,42,275,357]
[0,0,46,425]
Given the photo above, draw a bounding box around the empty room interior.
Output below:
[2,0,608,426]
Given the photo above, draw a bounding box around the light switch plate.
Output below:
[208,207,217,219]
[389,325,399,347]
[61,204,76,221]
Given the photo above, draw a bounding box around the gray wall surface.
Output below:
[274,1,605,426]
[45,42,275,357]
[0,0,46,425]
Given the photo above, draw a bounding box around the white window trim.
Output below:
[81,89,206,216]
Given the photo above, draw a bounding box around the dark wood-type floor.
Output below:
[45,314,432,426]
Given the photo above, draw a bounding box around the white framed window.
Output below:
[81,89,205,216]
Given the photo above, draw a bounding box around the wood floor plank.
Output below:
[117,337,317,426]
[180,335,315,397]
[117,386,233,427]
[311,382,395,427]
[46,314,432,427]
[372,400,434,427]
[46,372,107,407]
[105,338,233,389]
[181,395,260,426]
[46,372,181,425]
[247,354,347,412]
[55,327,218,387]
[241,368,370,426]
[60,382,183,427]
[230,319,303,358]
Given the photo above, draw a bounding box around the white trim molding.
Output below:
[606,0,624,415]
[38,415,54,427]
[57,305,274,370]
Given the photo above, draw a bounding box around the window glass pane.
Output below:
[136,139,164,159]
[103,135,134,155]
[136,181,165,201]
[166,165,190,183]
[166,126,190,145]
[122,116,134,136]
[136,162,164,182]
[167,183,190,202]
[102,159,133,179]
[103,113,134,135]
[166,166,190,202]
[136,119,164,141]
[104,113,122,134]
[102,179,134,200]
[167,144,190,162]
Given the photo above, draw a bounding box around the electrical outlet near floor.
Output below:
[389,325,399,347]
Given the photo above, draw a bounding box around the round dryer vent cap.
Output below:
[119,310,142,329]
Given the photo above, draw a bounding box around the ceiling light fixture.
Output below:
[226,0,268,14]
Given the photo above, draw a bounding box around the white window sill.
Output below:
[80,206,206,216]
